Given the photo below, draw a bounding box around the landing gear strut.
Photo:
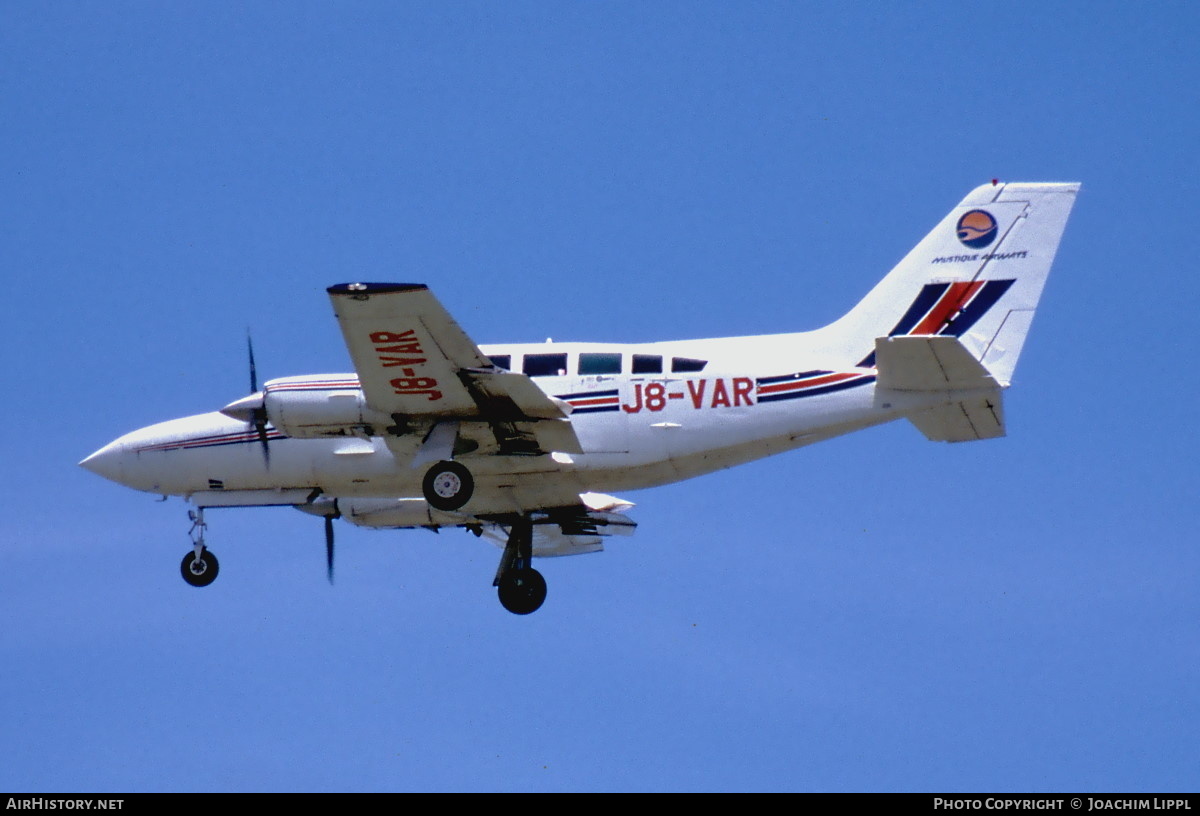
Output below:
[493,516,547,615]
[180,508,219,587]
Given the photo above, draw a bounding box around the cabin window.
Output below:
[523,353,568,377]
[671,357,708,373]
[579,352,621,375]
[632,354,663,374]
[488,355,511,371]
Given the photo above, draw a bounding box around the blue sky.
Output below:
[2,1,1197,792]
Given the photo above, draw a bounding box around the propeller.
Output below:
[217,336,272,467]
[294,496,341,585]
[245,334,271,467]
[325,515,336,584]
[323,500,341,585]
[248,332,259,392]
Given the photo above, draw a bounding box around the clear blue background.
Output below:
[2,1,1196,792]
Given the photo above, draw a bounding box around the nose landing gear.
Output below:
[180,508,219,587]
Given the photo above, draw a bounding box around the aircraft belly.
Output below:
[306,436,411,495]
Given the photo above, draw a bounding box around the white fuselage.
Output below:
[83,334,921,514]
[75,183,1077,611]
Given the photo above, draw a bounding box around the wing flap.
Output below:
[480,492,637,557]
[460,368,568,420]
[526,419,584,455]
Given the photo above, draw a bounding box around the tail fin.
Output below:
[821,181,1079,385]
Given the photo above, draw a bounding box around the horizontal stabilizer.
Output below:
[875,335,999,391]
[875,335,1006,442]
[908,394,1006,442]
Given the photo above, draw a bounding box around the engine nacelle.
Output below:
[256,376,394,438]
[224,376,408,439]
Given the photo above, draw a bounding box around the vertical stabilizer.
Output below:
[820,182,1079,384]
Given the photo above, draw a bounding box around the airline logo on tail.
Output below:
[956,210,998,248]
[887,279,1014,338]
[858,279,1015,367]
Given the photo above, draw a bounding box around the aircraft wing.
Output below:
[480,492,638,557]
[327,283,581,455]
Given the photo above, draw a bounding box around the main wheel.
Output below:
[498,568,547,615]
[422,460,474,511]
[180,548,219,587]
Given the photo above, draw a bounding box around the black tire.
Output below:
[422,460,474,511]
[497,568,547,615]
[181,548,219,587]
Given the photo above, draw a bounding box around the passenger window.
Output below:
[579,353,621,375]
[523,353,568,377]
[632,354,663,374]
[488,355,511,371]
[671,357,708,373]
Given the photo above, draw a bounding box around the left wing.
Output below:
[327,283,581,456]
[480,492,638,557]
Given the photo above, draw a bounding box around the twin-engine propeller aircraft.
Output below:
[81,182,1078,614]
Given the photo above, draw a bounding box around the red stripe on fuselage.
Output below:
[137,429,285,453]
[267,381,360,391]
[757,372,859,396]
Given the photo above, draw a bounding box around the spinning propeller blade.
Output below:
[248,333,259,393]
[246,333,270,467]
[325,515,335,585]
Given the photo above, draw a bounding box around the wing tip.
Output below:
[327,283,428,296]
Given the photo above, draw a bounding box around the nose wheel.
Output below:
[181,547,219,587]
[180,508,220,587]
[493,516,546,614]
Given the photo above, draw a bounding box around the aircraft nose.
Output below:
[79,439,126,485]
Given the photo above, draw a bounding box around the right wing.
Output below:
[327,283,581,456]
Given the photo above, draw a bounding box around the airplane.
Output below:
[80,181,1079,615]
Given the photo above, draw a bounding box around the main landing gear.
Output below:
[493,516,547,615]
[175,494,549,614]
[422,460,474,511]
[181,508,219,587]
